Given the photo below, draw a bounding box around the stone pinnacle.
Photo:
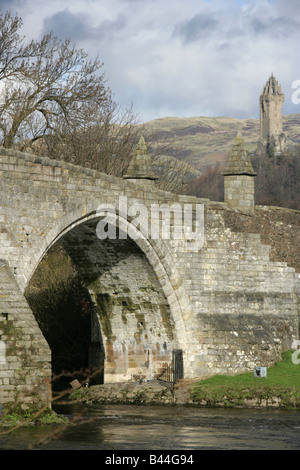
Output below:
[123,136,157,180]
[223,132,257,176]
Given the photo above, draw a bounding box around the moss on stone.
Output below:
[95,293,113,339]
[159,304,174,341]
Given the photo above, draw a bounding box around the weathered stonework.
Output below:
[60,229,175,383]
[123,136,158,183]
[223,132,256,214]
[0,260,51,408]
[257,74,288,156]
[0,139,298,409]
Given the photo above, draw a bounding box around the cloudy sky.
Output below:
[2,0,300,122]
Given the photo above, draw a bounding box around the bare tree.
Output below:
[40,103,142,177]
[0,10,113,149]
[0,10,195,192]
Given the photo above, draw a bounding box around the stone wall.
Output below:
[170,202,299,376]
[60,225,176,383]
[224,175,255,213]
[222,204,300,273]
[0,260,51,408]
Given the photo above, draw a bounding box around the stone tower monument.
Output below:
[256,74,287,156]
[223,132,257,214]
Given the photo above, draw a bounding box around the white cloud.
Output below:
[4,0,300,121]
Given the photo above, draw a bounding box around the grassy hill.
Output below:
[146,114,300,173]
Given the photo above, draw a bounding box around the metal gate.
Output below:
[172,349,183,383]
[157,349,184,396]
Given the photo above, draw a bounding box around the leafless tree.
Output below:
[0,11,114,149]
[0,10,194,192]
[39,103,142,177]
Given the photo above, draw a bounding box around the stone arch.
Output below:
[24,196,193,382]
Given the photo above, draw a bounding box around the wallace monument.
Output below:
[256,73,288,157]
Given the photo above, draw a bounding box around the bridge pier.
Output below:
[0,260,51,410]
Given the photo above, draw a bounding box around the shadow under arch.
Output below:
[24,197,194,382]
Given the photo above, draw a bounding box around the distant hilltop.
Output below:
[144,114,300,172]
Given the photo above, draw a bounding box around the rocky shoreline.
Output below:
[68,379,292,409]
[70,380,190,406]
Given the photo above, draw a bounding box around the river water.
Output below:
[1,403,300,451]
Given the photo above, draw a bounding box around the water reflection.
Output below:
[1,403,300,450]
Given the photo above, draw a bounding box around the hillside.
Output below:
[146,114,300,172]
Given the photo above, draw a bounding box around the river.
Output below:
[0,403,300,451]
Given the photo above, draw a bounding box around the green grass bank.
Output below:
[190,350,300,409]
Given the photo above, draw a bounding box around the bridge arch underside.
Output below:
[55,217,183,384]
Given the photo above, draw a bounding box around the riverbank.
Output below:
[70,351,300,409]
[69,378,196,406]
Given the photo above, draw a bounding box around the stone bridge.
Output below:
[0,135,299,409]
